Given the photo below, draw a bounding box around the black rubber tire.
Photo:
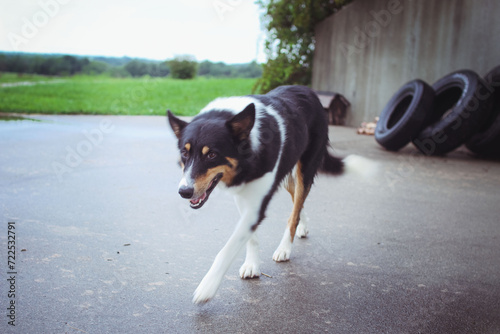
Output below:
[465,65,500,158]
[413,69,494,156]
[375,79,435,151]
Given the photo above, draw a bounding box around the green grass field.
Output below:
[0,73,257,116]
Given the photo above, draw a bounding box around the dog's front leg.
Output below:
[193,174,274,304]
[234,194,261,279]
[193,213,255,304]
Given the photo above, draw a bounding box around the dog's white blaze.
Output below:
[178,177,188,188]
[178,165,194,191]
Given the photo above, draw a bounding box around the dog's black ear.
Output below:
[167,110,188,140]
[226,103,255,141]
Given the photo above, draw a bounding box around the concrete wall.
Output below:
[312,0,500,127]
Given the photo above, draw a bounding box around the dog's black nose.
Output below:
[178,186,194,199]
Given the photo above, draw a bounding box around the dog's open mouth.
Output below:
[189,173,223,209]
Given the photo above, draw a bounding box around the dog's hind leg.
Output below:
[273,162,311,262]
[284,171,309,239]
[296,210,310,238]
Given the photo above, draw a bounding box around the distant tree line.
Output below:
[0,53,262,79]
[199,60,262,78]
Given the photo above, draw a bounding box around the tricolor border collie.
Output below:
[167,85,369,304]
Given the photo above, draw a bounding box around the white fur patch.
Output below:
[178,165,194,191]
[265,107,286,175]
[201,96,257,115]
[239,234,260,278]
[296,211,310,238]
[178,177,188,188]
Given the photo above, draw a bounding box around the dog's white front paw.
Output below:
[296,222,309,238]
[273,246,291,262]
[239,262,260,279]
[192,273,222,304]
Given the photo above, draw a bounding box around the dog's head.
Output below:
[167,104,255,209]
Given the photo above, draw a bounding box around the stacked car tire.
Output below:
[375,66,500,158]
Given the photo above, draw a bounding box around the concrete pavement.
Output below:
[1,114,499,333]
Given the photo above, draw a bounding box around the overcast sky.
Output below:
[0,0,267,63]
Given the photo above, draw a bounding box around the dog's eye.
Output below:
[207,152,217,160]
[181,148,189,158]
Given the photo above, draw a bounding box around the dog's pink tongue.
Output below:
[190,192,207,205]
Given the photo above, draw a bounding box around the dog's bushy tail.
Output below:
[321,152,344,175]
[321,151,378,179]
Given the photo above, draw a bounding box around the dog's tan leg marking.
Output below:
[284,172,295,202]
[284,169,309,237]
[288,161,309,242]
[273,162,310,262]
